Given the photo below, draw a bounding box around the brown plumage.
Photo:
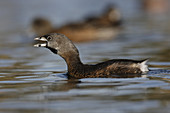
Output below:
[31,6,121,42]
[34,33,149,79]
[84,6,122,27]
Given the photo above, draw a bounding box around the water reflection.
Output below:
[0,75,170,113]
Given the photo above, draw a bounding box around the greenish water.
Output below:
[0,0,170,113]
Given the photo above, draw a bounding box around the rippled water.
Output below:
[0,0,170,113]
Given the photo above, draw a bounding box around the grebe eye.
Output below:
[47,36,52,41]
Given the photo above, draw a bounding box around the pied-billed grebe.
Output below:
[34,33,149,79]
[30,6,121,42]
[31,18,120,42]
[31,17,53,36]
[84,5,122,27]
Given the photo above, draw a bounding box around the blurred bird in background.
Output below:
[30,4,122,42]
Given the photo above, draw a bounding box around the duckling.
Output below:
[34,33,149,79]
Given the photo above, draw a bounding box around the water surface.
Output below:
[0,0,170,113]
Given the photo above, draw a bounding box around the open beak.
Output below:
[34,37,47,47]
